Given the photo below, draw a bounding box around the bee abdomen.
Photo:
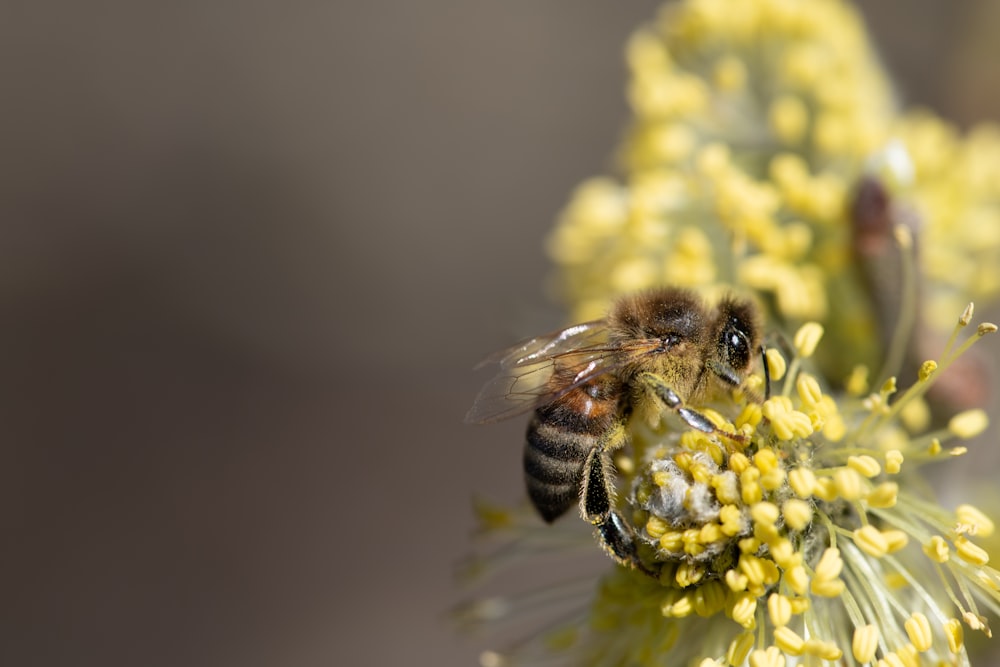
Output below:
[523,418,594,523]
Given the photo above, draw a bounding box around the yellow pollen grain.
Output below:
[729,452,751,474]
[853,624,879,663]
[727,631,755,666]
[690,461,712,485]
[760,467,786,491]
[754,449,779,474]
[753,521,779,545]
[767,593,792,627]
[848,454,882,478]
[904,612,933,652]
[645,515,668,539]
[782,498,813,531]
[945,617,964,653]
[751,501,780,526]
[923,535,950,563]
[796,373,823,406]
[769,538,798,569]
[833,467,866,500]
[956,504,996,537]
[735,403,763,429]
[730,592,757,629]
[763,395,794,415]
[803,638,842,661]
[812,477,838,502]
[769,410,813,440]
[854,525,889,558]
[788,596,810,615]
[885,450,904,474]
[814,547,843,580]
[660,531,684,552]
[764,348,786,382]
[677,563,705,588]
[918,359,937,382]
[693,581,726,617]
[698,660,723,667]
[793,322,824,358]
[725,568,749,592]
[739,554,766,587]
[748,646,783,667]
[955,536,990,566]
[773,626,805,655]
[663,592,694,618]
[719,504,744,535]
[949,409,989,439]
[788,467,817,498]
[785,565,809,596]
[882,529,909,553]
[739,537,761,554]
[700,522,724,544]
[713,473,741,506]
[653,470,672,487]
[865,482,899,509]
[741,468,763,504]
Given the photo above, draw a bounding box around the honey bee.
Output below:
[466,287,762,572]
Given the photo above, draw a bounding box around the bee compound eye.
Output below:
[724,328,751,369]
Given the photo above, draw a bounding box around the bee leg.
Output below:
[579,445,655,575]
[635,371,716,434]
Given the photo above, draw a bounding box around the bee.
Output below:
[466,287,762,572]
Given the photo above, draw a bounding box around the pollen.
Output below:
[885,449,904,474]
[948,408,989,439]
[923,536,951,563]
[904,612,933,652]
[853,525,889,558]
[955,536,990,566]
[781,499,813,531]
[766,593,792,627]
[792,322,824,359]
[772,626,805,655]
[853,624,879,663]
[473,0,1000,659]
[764,348,786,382]
[956,504,995,537]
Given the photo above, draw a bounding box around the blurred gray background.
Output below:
[2,2,999,666]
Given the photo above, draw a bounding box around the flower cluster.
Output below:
[462,314,999,666]
[546,0,1000,386]
[461,1,1000,665]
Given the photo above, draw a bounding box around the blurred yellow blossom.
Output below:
[546,0,1000,390]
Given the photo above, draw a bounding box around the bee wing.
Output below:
[465,321,659,424]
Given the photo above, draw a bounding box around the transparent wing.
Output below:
[465,321,659,424]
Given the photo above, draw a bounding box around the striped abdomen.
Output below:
[523,382,621,523]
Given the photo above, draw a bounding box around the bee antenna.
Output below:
[761,344,771,400]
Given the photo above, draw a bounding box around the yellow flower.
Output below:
[460,316,1000,666]
[461,1,1000,665]
[546,0,1000,393]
